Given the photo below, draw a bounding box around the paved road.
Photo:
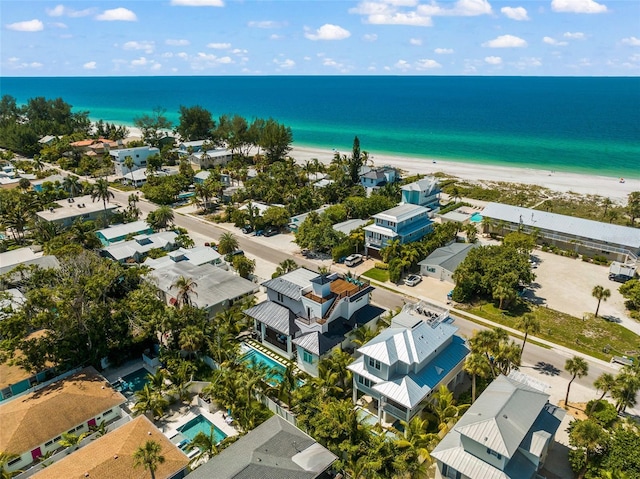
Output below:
[101,185,636,411]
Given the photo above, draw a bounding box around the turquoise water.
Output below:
[119,368,150,393]
[242,348,287,384]
[470,213,483,223]
[177,415,227,444]
[2,76,639,178]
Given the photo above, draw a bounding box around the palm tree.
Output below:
[395,417,438,465]
[133,440,165,479]
[429,385,470,434]
[272,258,298,278]
[90,178,114,216]
[277,362,298,407]
[170,275,198,308]
[217,232,239,255]
[611,370,640,413]
[124,155,136,186]
[592,285,611,317]
[602,197,613,218]
[463,353,491,403]
[133,384,169,420]
[62,175,82,199]
[179,324,205,358]
[0,452,23,478]
[493,282,515,310]
[148,205,174,230]
[564,356,589,407]
[186,426,219,464]
[568,419,607,479]
[58,431,88,451]
[593,372,616,401]
[515,313,540,358]
[350,325,378,348]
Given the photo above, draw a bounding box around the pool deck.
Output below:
[158,396,238,442]
[102,359,154,383]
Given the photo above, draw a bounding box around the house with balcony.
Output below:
[347,302,469,424]
[0,367,126,474]
[109,145,159,177]
[364,203,433,258]
[189,148,232,169]
[176,140,206,156]
[431,373,566,479]
[360,166,400,193]
[401,176,441,214]
[244,268,384,377]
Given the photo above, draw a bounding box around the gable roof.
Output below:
[418,243,478,273]
[373,203,428,222]
[31,416,189,479]
[0,367,126,455]
[96,221,151,242]
[402,176,439,193]
[262,268,319,301]
[187,415,336,479]
[244,301,299,335]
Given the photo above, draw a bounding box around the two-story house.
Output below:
[109,145,160,177]
[431,373,566,479]
[359,166,400,193]
[401,176,441,214]
[176,140,206,156]
[189,148,233,169]
[347,302,469,424]
[364,203,433,257]
[244,268,384,377]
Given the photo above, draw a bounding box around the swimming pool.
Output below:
[177,414,227,444]
[242,348,287,385]
[470,212,483,223]
[113,368,150,395]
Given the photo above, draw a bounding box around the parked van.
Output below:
[344,254,363,267]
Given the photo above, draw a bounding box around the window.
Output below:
[357,375,372,388]
[45,440,53,447]
[487,448,502,460]
[368,357,381,370]
[303,350,313,364]
[8,457,20,466]
[104,409,113,415]
[277,292,284,303]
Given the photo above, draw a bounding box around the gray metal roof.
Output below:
[482,202,640,250]
[244,301,298,335]
[418,243,478,273]
[0,255,60,278]
[373,203,429,222]
[402,177,439,193]
[332,219,368,235]
[262,268,319,301]
[292,332,342,356]
[187,415,336,479]
[97,221,150,241]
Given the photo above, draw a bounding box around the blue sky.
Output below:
[2,0,639,76]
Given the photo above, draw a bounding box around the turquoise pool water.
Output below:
[177,415,227,444]
[242,348,287,385]
[115,368,150,394]
[470,212,483,223]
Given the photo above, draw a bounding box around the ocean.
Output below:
[2,76,639,178]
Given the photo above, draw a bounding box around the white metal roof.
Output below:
[372,203,429,222]
[483,202,640,250]
[97,221,150,241]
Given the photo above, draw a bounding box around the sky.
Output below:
[1,0,639,76]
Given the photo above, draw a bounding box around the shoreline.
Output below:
[120,124,637,203]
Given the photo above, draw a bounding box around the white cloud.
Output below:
[418,0,492,17]
[514,56,542,69]
[273,58,295,69]
[349,2,432,26]
[46,5,95,17]
[170,0,224,6]
[415,58,442,69]
[305,24,351,41]
[162,52,174,58]
[232,48,248,54]
[51,22,67,28]
[29,62,43,68]
[270,34,283,40]
[485,56,502,64]
[409,38,422,45]
[189,52,235,70]
[207,42,231,49]
[543,36,567,45]
[551,0,607,13]
[166,39,190,46]
[131,57,148,66]
[96,8,137,21]
[564,31,585,39]
[482,34,527,48]
[434,48,454,54]
[622,36,640,46]
[177,52,189,59]
[363,33,378,42]
[501,6,529,20]
[83,61,97,69]
[248,20,285,28]
[151,63,162,70]
[394,59,411,71]
[368,11,433,26]
[123,41,155,54]
[6,19,44,32]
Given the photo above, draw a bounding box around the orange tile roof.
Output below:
[31,416,189,479]
[70,139,95,147]
[0,367,126,454]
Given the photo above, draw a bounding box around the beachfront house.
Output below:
[347,302,469,424]
[482,202,640,264]
[418,243,479,283]
[431,373,566,479]
[364,204,433,258]
[95,220,153,246]
[147,260,258,317]
[35,194,118,227]
[0,367,126,474]
[176,140,206,156]
[109,145,159,177]
[30,416,189,479]
[401,176,441,213]
[360,166,400,193]
[244,268,384,377]
[187,415,337,479]
[189,148,232,169]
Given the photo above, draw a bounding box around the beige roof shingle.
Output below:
[0,367,126,455]
[32,416,189,479]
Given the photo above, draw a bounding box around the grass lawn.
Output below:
[109,182,135,192]
[362,267,389,283]
[461,301,640,362]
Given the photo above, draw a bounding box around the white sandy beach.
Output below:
[122,124,637,203]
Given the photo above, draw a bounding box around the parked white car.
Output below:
[404,274,422,287]
[344,254,363,267]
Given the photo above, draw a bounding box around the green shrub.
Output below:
[374,262,389,270]
[332,243,354,262]
[586,399,618,428]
